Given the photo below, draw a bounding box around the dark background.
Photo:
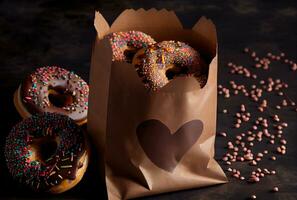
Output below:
[0,0,296,199]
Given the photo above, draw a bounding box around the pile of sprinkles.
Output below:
[21,66,89,119]
[5,113,86,192]
[106,30,156,62]
[217,47,296,199]
[134,40,205,91]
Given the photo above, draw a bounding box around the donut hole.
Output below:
[165,66,187,80]
[48,86,74,108]
[124,47,138,63]
[29,135,60,164]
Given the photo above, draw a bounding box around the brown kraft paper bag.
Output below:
[88,9,227,200]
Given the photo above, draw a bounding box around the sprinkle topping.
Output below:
[106,31,156,62]
[5,113,87,191]
[133,41,206,91]
[21,66,89,122]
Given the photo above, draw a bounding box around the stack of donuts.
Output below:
[5,30,208,194]
[6,66,90,193]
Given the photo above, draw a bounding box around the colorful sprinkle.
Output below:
[20,66,89,123]
[133,40,206,91]
[5,113,87,192]
[106,31,156,62]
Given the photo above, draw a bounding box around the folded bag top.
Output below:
[88,9,227,200]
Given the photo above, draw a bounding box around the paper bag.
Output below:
[88,9,227,200]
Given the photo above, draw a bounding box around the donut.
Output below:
[106,30,156,62]
[132,40,207,91]
[5,112,89,193]
[14,66,89,125]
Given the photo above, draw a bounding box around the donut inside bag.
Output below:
[132,40,207,91]
[105,30,156,63]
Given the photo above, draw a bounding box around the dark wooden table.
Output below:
[0,1,296,199]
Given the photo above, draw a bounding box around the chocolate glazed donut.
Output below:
[5,113,89,193]
[14,66,89,125]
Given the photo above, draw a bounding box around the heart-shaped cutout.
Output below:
[136,119,203,172]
